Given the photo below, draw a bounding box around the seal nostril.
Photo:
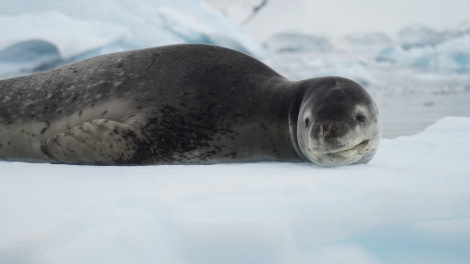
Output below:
[304,118,310,127]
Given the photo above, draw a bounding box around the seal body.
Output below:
[0,44,380,166]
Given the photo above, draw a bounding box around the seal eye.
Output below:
[304,118,310,127]
[355,114,366,123]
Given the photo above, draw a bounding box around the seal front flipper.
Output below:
[41,119,144,164]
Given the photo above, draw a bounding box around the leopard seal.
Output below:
[0,44,380,166]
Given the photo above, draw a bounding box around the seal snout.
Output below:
[305,120,354,157]
[312,120,348,139]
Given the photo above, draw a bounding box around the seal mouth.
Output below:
[328,139,369,155]
[307,139,371,166]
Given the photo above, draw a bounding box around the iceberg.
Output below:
[0,0,261,78]
[0,39,60,63]
[376,24,470,74]
[260,23,470,102]
[0,39,61,78]
[264,32,331,53]
[0,10,130,59]
[343,32,392,54]
[397,24,442,48]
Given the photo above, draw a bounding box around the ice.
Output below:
[343,32,393,54]
[397,24,442,47]
[1,116,469,264]
[0,39,61,78]
[0,0,261,78]
[0,39,59,63]
[0,11,130,59]
[264,32,331,53]
[375,24,470,74]
[156,6,254,54]
[263,23,470,82]
[376,33,470,73]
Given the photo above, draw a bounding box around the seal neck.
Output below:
[288,86,309,162]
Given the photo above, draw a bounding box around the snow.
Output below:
[1,117,470,264]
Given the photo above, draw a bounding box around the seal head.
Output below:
[291,77,381,166]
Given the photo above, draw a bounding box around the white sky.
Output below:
[205,0,470,40]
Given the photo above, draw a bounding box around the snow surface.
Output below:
[1,117,470,264]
